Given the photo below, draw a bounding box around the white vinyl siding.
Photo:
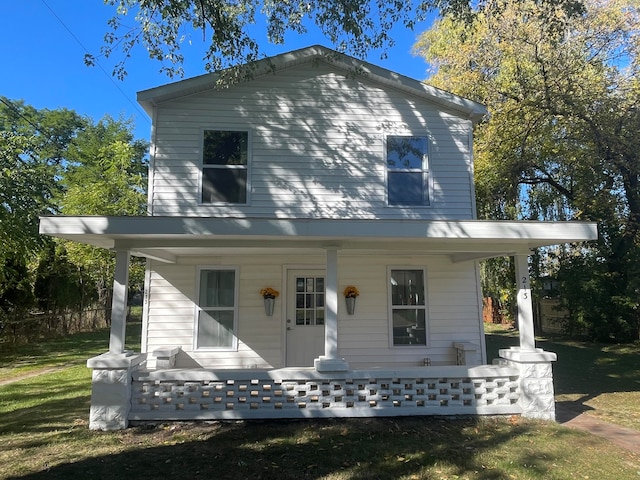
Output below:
[148,63,475,220]
[142,253,483,370]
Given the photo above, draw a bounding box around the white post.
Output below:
[314,248,348,372]
[109,250,130,354]
[87,249,147,430]
[499,253,558,421]
[325,248,339,359]
[515,254,536,351]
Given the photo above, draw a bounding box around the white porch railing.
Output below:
[128,366,521,421]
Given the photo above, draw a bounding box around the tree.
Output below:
[0,101,148,339]
[91,0,586,80]
[57,115,149,307]
[414,0,640,341]
[0,98,85,265]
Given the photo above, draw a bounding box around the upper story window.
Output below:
[201,130,248,204]
[386,136,429,206]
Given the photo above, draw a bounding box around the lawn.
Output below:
[484,323,640,431]
[0,322,639,479]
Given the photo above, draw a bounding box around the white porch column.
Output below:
[314,248,348,372]
[515,253,536,351]
[499,253,558,421]
[109,249,130,354]
[87,248,146,430]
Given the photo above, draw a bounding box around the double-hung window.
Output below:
[195,268,238,350]
[386,136,429,206]
[201,130,248,204]
[389,268,427,346]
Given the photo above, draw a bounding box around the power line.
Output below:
[39,0,150,126]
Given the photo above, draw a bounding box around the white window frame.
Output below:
[385,135,431,207]
[387,266,429,348]
[194,266,240,351]
[199,128,251,205]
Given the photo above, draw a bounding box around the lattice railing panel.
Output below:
[131,374,520,418]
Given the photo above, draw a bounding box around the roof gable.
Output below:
[137,45,487,122]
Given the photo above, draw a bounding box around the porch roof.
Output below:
[39,216,597,263]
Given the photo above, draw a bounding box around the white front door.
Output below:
[286,270,326,367]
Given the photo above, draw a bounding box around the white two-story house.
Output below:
[40,45,597,430]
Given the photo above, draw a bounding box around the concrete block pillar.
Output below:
[499,347,557,421]
[86,352,146,430]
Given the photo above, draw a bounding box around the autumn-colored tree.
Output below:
[415,0,640,340]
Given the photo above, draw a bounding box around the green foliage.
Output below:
[0,100,148,341]
[57,115,148,292]
[34,242,96,314]
[415,0,640,341]
[92,0,586,80]
[0,98,85,263]
[0,257,35,327]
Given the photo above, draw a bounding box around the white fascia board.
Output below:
[39,216,598,248]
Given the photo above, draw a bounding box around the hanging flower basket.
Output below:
[345,297,356,315]
[260,287,279,317]
[264,297,275,316]
[343,285,359,315]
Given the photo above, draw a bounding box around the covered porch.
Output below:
[39,216,597,429]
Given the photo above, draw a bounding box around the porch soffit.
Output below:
[39,216,598,263]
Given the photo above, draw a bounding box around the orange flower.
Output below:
[260,287,279,298]
[343,285,360,298]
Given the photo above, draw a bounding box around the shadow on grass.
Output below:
[485,328,640,421]
[6,417,576,480]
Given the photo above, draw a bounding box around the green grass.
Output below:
[485,323,640,431]
[0,319,141,383]
[0,322,639,479]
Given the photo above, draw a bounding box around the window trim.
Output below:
[385,135,431,207]
[199,128,251,206]
[387,266,429,348]
[194,266,240,351]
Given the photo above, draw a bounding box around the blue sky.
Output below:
[2,1,435,141]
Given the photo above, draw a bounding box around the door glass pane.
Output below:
[294,275,325,326]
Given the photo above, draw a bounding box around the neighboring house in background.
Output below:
[39,45,597,430]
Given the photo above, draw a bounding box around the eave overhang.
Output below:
[39,216,598,263]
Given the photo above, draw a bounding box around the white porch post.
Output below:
[314,248,348,372]
[514,253,536,351]
[86,248,147,430]
[109,249,130,354]
[499,252,558,421]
